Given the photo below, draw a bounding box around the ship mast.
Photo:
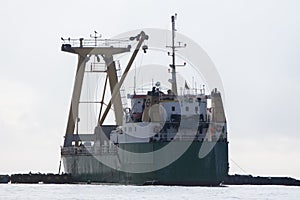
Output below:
[168,14,186,95]
[171,15,177,95]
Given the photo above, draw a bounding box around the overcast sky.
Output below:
[0,0,299,179]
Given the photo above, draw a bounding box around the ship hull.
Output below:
[62,141,228,186]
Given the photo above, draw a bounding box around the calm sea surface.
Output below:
[0,184,299,200]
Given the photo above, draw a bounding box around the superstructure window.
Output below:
[172,106,175,111]
[186,106,189,112]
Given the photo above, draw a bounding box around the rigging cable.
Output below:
[230,158,249,174]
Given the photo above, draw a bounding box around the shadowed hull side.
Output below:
[62,141,228,186]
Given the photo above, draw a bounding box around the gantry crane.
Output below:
[61,31,148,147]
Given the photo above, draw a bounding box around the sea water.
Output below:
[0,184,299,200]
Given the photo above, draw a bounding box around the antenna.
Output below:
[90,31,102,46]
[192,76,194,95]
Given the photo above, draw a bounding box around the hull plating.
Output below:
[62,141,228,186]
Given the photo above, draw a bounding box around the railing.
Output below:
[86,62,107,73]
[61,38,131,48]
[61,145,118,156]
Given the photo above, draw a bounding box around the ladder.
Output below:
[116,60,128,109]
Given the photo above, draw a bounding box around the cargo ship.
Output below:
[60,15,229,186]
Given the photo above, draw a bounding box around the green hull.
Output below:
[62,141,228,186]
